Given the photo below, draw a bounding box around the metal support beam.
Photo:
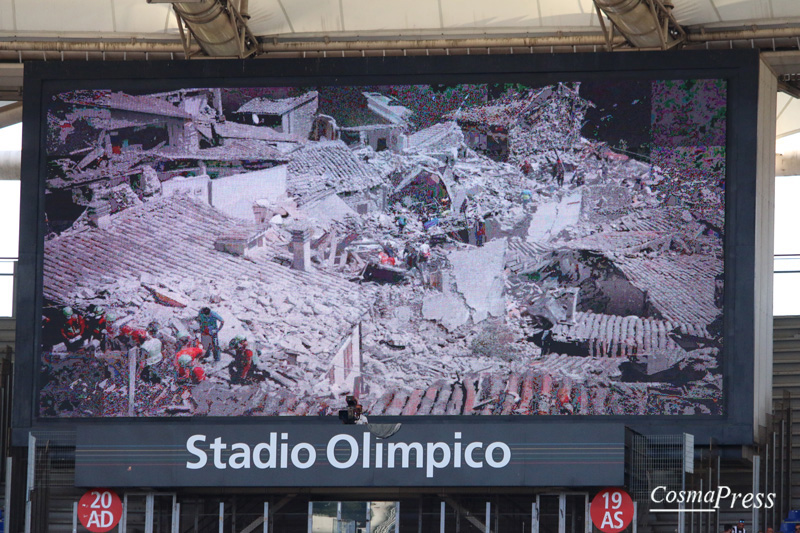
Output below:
[0,39,194,54]
[654,0,686,41]
[122,494,128,532]
[0,31,621,57]
[240,501,270,533]
[592,0,685,49]
[24,433,34,533]
[773,431,777,532]
[172,500,179,533]
[259,33,624,53]
[171,0,258,58]
[595,5,616,51]
[686,26,800,43]
[752,455,761,533]
[444,497,492,533]
[5,457,11,533]
[241,496,294,533]
[779,80,800,100]
[0,23,792,58]
[645,0,668,49]
[174,10,200,59]
[145,494,155,533]
[0,102,21,131]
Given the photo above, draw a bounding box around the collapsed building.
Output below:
[51,90,206,154]
[286,140,388,211]
[41,196,371,417]
[315,90,412,152]
[232,91,318,137]
[39,81,725,418]
[448,83,593,164]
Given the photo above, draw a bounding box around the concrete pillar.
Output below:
[753,59,776,442]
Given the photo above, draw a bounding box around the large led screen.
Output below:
[37,76,726,418]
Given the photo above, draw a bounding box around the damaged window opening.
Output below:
[37,80,726,418]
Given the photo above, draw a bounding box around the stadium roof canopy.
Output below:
[0,0,795,59]
[0,0,798,138]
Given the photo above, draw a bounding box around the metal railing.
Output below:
[761,391,793,532]
[0,348,11,475]
[774,254,800,275]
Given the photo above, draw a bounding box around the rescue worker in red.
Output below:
[229,335,253,383]
[85,304,107,351]
[60,306,86,351]
[176,344,206,384]
[175,341,203,370]
[177,355,206,383]
[475,219,486,247]
[117,325,148,350]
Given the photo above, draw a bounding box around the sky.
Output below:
[0,123,798,316]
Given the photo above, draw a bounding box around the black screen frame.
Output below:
[14,50,761,447]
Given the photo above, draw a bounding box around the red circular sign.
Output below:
[590,488,635,533]
[77,489,122,533]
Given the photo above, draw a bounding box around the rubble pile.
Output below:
[40,81,725,417]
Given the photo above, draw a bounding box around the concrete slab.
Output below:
[526,191,582,244]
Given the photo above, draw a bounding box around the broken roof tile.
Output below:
[44,196,371,361]
[613,254,721,325]
[287,140,385,197]
[61,90,193,120]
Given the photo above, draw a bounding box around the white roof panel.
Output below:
[113,1,173,34]
[540,0,596,28]
[772,0,800,20]
[341,0,442,32]
[247,0,300,35]
[713,0,774,22]
[15,0,115,33]
[0,0,796,40]
[0,0,15,32]
[671,0,722,25]
[439,0,541,29]
[776,92,800,140]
